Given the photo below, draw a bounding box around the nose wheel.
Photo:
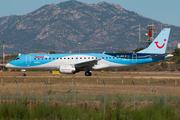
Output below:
[85,71,92,76]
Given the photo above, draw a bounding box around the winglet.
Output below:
[97,51,106,60]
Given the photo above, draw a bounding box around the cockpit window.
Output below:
[16,58,20,60]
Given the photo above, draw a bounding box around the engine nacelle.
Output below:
[59,65,76,74]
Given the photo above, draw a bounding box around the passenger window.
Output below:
[76,57,78,59]
[64,58,66,59]
[49,58,51,60]
[57,58,58,59]
[60,58,62,59]
[109,57,111,59]
[72,58,73,59]
[106,57,108,59]
[113,57,115,59]
[45,58,47,60]
[80,57,82,59]
[96,57,97,59]
[34,58,36,60]
[42,58,43,60]
[84,57,86,59]
[88,57,90,59]
[38,58,40,60]
[102,57,104,59]
[53,58,55,60]
[92,57,94,59]
[68,58,70,59]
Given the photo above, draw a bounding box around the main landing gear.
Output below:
[23,73,26,76]
[21,69,26,76]
[85,71,92,76]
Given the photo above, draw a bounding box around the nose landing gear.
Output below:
[85,71,92,76]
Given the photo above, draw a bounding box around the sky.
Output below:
[0,0,180,27]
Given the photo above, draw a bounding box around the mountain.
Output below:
[0,0,180,54]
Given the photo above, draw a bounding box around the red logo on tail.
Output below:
[154,39,166,49]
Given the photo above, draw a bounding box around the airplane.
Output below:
[5,28,171,76]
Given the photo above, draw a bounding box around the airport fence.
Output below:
[0,77,179,112]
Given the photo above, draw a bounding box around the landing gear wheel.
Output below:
[21,69,26,76]
[85,71,92,76]
[23,73,26,76]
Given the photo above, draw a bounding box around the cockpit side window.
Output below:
[16,58,20,60]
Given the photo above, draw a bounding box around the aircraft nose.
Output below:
[5,63,11,68]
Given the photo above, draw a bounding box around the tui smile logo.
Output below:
[154,39,166,49]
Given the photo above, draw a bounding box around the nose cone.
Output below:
[5,63,11,68]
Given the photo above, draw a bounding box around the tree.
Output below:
[49,51,56,54]
[133,47,145,53]
[171,48,180,64]
[172,48,180,56]
[117,51,127,53]
[177,57,180,64]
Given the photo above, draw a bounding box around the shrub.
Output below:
[160,62,168,68]
[176,56,180,64]
[47,90,52,95]
[133,47,145,53]
[132,67,138,71]
[117,50,127,53]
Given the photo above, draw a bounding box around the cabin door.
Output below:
[26,55,31,65]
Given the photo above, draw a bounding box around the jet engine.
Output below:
[59,65,76,74]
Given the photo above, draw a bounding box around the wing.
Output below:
[75,60,98,68]
[74,51,105,69]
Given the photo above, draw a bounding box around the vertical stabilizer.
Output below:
[137,28,171,54]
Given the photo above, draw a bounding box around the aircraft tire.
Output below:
[23,73,26,76]
[85,71,92,76]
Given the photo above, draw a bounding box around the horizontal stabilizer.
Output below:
[152,53,170,58]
